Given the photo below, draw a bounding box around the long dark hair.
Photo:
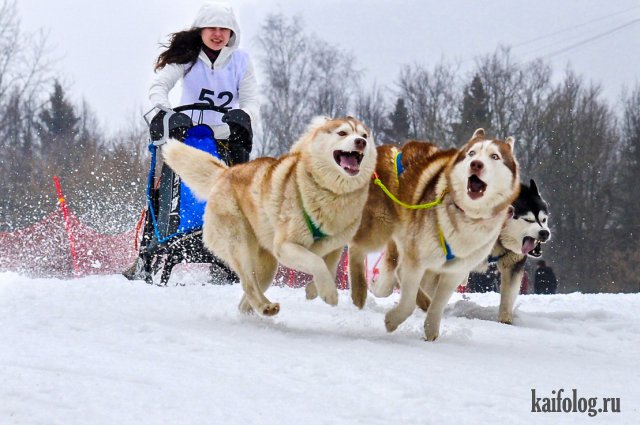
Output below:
[154,28,202,71]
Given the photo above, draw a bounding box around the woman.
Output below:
[149,1,259,164]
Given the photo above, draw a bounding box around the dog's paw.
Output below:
[320,289,339,306]
[498,315,513,325]
[384,311,402,333]
[498,307,514,325]
[423,324,440,341]
[262,303,280,316]
[305,282,318,300]
[423,330,439,342]
[238,298,254,314]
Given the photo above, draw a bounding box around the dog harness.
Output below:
[303,209,327,241]
[438,228,456,261]
[393,148,404,185]
[373,146,455,261]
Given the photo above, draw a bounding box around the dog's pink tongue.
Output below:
[340,154,359,172]
[522,238,536,254]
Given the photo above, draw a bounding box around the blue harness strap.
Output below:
[438,227,456,261]
[392,147,404,184]
[395,151,404,176]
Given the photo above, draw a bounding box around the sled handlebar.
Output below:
[144,103,233,146]
[173,103,231,114]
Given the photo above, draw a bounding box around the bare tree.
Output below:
[307,41,360,117]
[509,59,554,175]
[395,60,460,146]
[254,13,363,157]
[0,0,51,149]
[608,84,640,291]
[474,46,524,139]
[354,83,390,144]
[0,0,55,229]
[474,48,554,175]
[0,0,20,103]
[618,84,640,239]
[254,14,317,157]
[535,72,619,292]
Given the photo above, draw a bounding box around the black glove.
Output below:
[149,108,192,142]
[222,109,252,134]
[222,109,253,164]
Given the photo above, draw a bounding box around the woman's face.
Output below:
[200,27,232,51]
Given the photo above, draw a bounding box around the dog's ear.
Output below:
[472,128,485,138]
[310,115,331,127]
[291,116,331,153]
[505,136,515,151]
[530,179,539,195]
[507,205,515,219]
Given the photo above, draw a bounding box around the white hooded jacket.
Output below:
[149,1,259,139]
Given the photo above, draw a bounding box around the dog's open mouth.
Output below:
[522,236,544,257]
[467,175,487,200]
[334,150,364,176]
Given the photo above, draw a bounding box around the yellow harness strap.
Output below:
[371,147,454,260]
[391,146,402,185]
[372,176,448,210]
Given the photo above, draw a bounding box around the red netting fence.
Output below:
[0,208,137,278]
[0,201,354,288]
[0,207,352,288]
[0,177,362,286]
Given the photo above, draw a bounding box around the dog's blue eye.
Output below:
[468,151,476,157]
[491,154,500,160]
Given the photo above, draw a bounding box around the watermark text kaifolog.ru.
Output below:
[531,388,620,417]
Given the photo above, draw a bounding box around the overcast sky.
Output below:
[18,0,640,133]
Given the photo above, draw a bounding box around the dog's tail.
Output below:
[162,139,227,201]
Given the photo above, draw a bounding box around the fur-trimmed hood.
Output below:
[192,1,240,47]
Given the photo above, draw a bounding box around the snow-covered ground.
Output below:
[1,269,638,425]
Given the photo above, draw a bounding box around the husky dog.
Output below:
[411,180,550,324]
[344,140,440,308]
[163,116,377,316]
[349,129,520,340]
[482,180,550,323]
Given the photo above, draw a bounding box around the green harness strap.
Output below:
[303,209,327,241]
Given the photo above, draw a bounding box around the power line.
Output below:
[513,4,640,48]
[541,17,640,60]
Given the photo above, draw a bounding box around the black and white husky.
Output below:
[481,179,550,323]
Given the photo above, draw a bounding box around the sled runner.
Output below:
[124,103,248,285]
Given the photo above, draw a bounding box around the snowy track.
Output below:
[0,271,638,424]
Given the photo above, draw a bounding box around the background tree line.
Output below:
[0,0,147,234]
[0,4,637,292]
